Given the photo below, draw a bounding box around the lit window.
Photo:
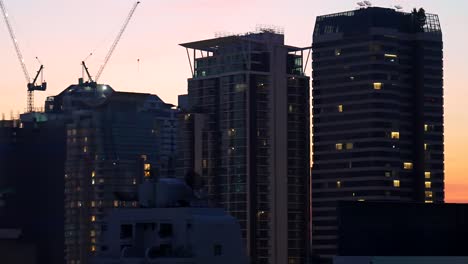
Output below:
[425,200,433,204]
[91,215,96,222]
[91,179,95,185]
[91,171,96,178]
[133,178,137,185]
[289,105,294,113]
[335,49,341,56]
[425,181,432,188]
[91,245,96,252]
[90,230,96,237]
[358,199,365,202]
[337,181,342,188]
[335,143,343,151]
[391,132,400,139]
[424,143,428,151]
[184,114,191,121]
[91,201,96,207]
[114,200,119,207]
[91,238,96,244]
[338,105,343,112]
[144,171,151,178]
[384,54,398,58]
[425,191,433,198]
[403,162,413,170]
[346,143,353,150]
[84,137,88,143]
[385,171,391,177]
[144,163,151,171]
[373,82,383,90]
[228,128,236,136]
[83,147,87,153]
[425,171,431,179]
[393,180,400,188]
[424,124,429,132]
[202,159,208,169]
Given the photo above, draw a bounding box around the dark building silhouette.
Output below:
[43,82,178,264]
[337,202,468,256]
[311,7,444,262]
[179,30,311,264]
[0,116,66,264]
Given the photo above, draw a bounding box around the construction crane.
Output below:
[95,1,141,83]
[0,0,46,113]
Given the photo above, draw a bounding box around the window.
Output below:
[91,171,96,178]
[373,82,383,90]
[202,159,208,169]
[114,200,119,207]
[90,230,96,237]
[425,191,433,198]
[91,245,96,252]
[424,124,429,132]
[335,49,341,56]
[91,215,96,222]
[385,171,391,177]
[144,171,151,178]
[83,146,87,153]
[144,163,151,171]
[425,171,431,179]
[425,200,433,204]
[391,132,400,139]
[384,54,398,58]
[425,181,432,188]
[393,180,400,188]
[214,244,223,256]
[403,162,413,170]
[91,179,95,185]
[424,143,428,151]
[346,143,353,150]
[159,223,173,238]
[336,181,342,188]
[338,105,343,112]
[335,143,343,151]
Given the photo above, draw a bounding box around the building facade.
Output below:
[311,7,444,262]
[179,30,311,264]
[45,82,178,264]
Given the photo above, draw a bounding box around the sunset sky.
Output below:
[0,0,466,202]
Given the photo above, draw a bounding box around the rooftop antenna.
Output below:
[364,1,372,7]
[81,53,94,83]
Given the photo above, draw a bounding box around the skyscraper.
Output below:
[179,29,311,264]
[46,82,178,264]
[311,6,444,262]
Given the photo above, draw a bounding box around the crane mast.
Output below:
[0,0,46,112]
[95,1,140,82]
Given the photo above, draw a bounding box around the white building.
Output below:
[92,179,248,264]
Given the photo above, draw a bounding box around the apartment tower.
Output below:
[179,30,311,264]
[311,7,444,262]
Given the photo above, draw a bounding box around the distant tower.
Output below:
[312,7,444,262]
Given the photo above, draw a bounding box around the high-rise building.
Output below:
[44,81,178,264]
[179,30,311,264]
[311,7,444,262]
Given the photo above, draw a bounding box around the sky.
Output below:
[0,0,467,202]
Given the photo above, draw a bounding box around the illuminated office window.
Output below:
[393,180,400,188]
[391,132,400,139]
[346,143,354,150]
[425,200,433,204]
[144,171,151,178]
[384,54,398,58]
[424,124,429,132]
[425,181,432,188]
[336,181,342,188]
[338,105,343,112]
[425,191,433,198]
[425,171,431,179]
[336,143,343,150]
[403,162,413,170]
[91,171,96,178]
[144,163,151,171]
[91,215,96,222]
[114,201,119,208]
[424,143,428,150]
[373,82,383,90]
[91,245,96,252]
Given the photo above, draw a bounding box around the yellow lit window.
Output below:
[91,245,96,252]
[424,143,428,151]
[425,171,431,179]
[83,146,87,153]
[425,200,433,204]
[358,199,366,202]
[425,181,432,188]
[393,180,400,188]
[335,143,343,151]
[91,238,96,244]
[91,171,96,178]
[144,171,151,178]
[338,105,343,112]
[425,191,433,198]
[403,162,413,170]
[391,132,400,139]
[337,181,342,188]
[424,124,429,132]
[384,54,398,58]
[346,143,354,150]
[91,215,96,222]
[114,200,119,207]
[373,82,383,90]
[91,201,96,207]
[90,230,96,237]
[144,163,151,171]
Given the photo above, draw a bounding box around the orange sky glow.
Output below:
[0,0,466,202]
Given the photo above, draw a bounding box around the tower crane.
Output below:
[94,1,140,83]
[0,0,46,113]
